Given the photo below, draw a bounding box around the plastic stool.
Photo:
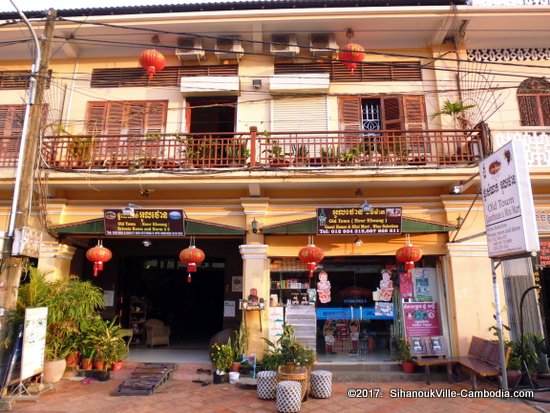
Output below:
[276,380,302,413]
[257,370,278,400]
[310,370,333,399]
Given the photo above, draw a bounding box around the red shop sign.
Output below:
[403,302,441,337]
[540,239,550,267]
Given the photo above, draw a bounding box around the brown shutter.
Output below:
[338,96,361,131]
[86,102,107,135]
[381,96,403,130]
[125,102,146,135]
[540,95,550,126]
[518,95,539,126]
[402,95,427,130]
[144,101,168,134]
[105,102,124,135]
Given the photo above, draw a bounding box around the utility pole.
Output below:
[0,8,56,328]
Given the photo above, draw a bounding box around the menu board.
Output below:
[104,209,185,236]
[21,307,48,380]
[317,207,402,235]
[403,302,441,337]
[540,239,550,267]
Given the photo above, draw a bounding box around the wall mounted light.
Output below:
[450,184,463,195]
[251,217,260,234]
[142,240,152,247]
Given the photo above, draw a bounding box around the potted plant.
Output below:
[65,333,81,369]
[263,139,289,167]
[226,140,250,167]
[290,144,309,166]
[210,342,233,384]
[229,321,248,372]
[507,355,522,388]
[396,338,415,373]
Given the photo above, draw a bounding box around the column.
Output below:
[37,239,76,282]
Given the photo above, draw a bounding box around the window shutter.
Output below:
[540,95,550,126]
[338,96,361,131]
[86,102,107,135]
[381,96,403,130]
[144,101,168,134]
[518,95,539,126]
[272,97,328,132]
[402,95,427,130]
[105,102,125,135]
[125,103,146,135]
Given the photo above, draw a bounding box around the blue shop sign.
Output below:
[316,306,394,321]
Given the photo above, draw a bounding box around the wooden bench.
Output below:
[415,336,510,389]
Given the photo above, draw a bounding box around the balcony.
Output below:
[492,129,550,168]
[39,129,484,172]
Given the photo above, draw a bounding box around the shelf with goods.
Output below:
[129,296,148,345]
[270,272,313,305]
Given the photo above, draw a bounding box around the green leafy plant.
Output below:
[263,139,288,165]
[86,318,128,369]
[226,140,250,164]
[432,100,476,128]
[210,342,233,373]
[395,338,412,362]
[291,144,309,164]
[231,321,248,362]
[263,325,314,369]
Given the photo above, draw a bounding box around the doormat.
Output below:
[113,363,176,396]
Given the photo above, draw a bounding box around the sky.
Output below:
[0,1,201,13]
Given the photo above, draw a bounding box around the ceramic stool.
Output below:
[310,370,333,399]
[257,370,278,400]
[276,380,302,413]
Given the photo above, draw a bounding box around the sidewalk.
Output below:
[9,363,538,413]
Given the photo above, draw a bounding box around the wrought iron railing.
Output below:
[37,128,484,171]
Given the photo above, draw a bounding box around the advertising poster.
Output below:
[21,307,48,380]
[540,239,550,268]
[413,267,437,302]
[317,207,402,235]
[399,272,413,299]
[403,302,441,337]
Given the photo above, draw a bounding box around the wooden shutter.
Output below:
[518,95,539,126]
[0,105,25,166]
[402,95,427,130]
[381,96,403,130]
[540,95,550,126]
[125,103,145,135]
[86,102,107,135]
[338,96,361,131]
[144,101,168,134]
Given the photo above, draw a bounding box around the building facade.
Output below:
[0,0,548,361]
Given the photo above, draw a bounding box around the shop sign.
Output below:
[104,209,185,237]
[537,210,550,232]
[21,307,48,380]
[316,207,402,235]
[316,306,394,320]
[403,302,441,337]
[479,141,539,258]
[540,239,550,267]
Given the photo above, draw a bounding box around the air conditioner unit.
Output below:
[310,33,338,58]
[175,37,206,62]
[214,37,244,61]
[270,34,299,58]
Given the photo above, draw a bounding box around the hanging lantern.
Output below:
[139,49,166,80]
[179,239,205,283]
[338,28,365,73]
[86,240,112,277]
[298,240,324,278]
[396,238,423,272]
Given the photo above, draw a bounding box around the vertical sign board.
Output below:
[479,141,540,258]
[21,307,48,380]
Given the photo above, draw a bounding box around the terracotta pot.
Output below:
[81,357,93,370]
[402,361,416,374]
[94,359,105,371]
[507,370,522,388]
[111,361,123,371]
[230,362,241,372]
[66,351,80,369]
[43,359,67,384]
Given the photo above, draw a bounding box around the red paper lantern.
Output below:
[298,244,324,278]
[179,245,205,283]
[139,49,166,80]
[86,241,112,277]
[396,243,423,271]
[338,42,365,73]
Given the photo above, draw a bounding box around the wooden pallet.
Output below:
[113,363,176,396]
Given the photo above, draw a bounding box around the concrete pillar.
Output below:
[239,244,269,359]
[37,239,76,282]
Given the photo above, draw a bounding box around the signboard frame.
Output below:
[316,207,402,235]
[103,209,185,237]
[21,307,48,381]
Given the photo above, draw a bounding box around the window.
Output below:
[517,78,550,126]
[0,105,25,166]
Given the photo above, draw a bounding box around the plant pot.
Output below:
[44,359,67,384]
[111,361,124,371]
[229,371,240,384]
[213,371,228,384]
[230,362,241,372]
[93,370,110,381]
[66,351,80,369]
[507,369,522,388]
[402,361,416,374]
[94,359,105,371]
[81,357,93,370]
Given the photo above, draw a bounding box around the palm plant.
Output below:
[432,100,476,129]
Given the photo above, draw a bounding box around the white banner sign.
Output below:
[21,307,48,380]
[480,140,540,258]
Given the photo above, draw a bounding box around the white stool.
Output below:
[257,370,278,400]
[310,370,332,399]
[276,380,302,413]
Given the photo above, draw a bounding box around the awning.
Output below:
[52,218,245,237]
[263,217,455,235]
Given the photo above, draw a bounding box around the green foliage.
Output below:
[507,334,542,373]
[226,140,250,163]
[17,267,104,361]
[231,321,248,362]
[395,338,412,362]
[210,342,233,373]
[262,325,315,369]
[84,317,128,368]
[431,100,476,119]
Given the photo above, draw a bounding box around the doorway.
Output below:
[187,96,236,134]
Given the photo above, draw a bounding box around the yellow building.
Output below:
[0,0,548,364]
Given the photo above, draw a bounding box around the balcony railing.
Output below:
[38,129,484,171]
[493,129,550,168]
